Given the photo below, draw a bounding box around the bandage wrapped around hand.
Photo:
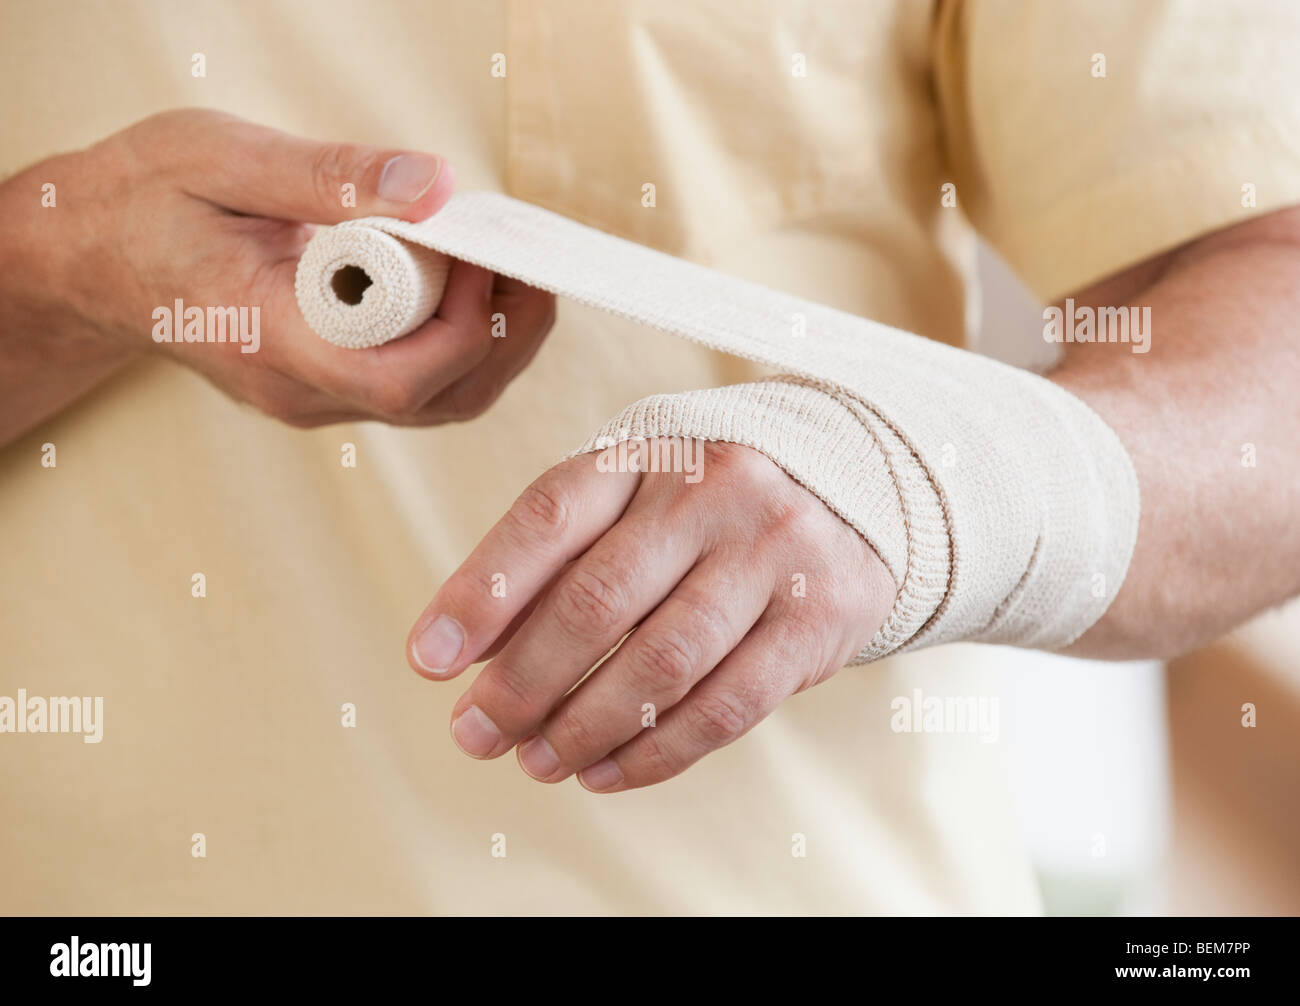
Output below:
[295,192,1140,662]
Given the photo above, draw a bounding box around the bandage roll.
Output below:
[295,224,452,349]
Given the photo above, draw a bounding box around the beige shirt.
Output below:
[3,0,1297,913]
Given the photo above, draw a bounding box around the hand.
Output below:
[0,108,554,438]
[405,440,897,791]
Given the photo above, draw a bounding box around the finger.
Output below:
[416,280,556,422]
[156,109,455,223]
[405,457,639,680]
[335,258,496,415]
[577,610,822,793]
[516,549,771,782]
[478,562,573,663]
[186,344,358,426]
[447,499,706,759]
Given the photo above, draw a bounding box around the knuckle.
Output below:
[672,585,733,640]
[752,497,830,561]
[508,478,571,540]
[781,597,837,646]
[549,707,602,758]
[706,441,781,486]
[364,377,426,419]
[479,661,545,727]
[634,735,681,785]
[311,143,363,210]
[761,491,825,538]
[139,107,230,144]
[553,562,628,639]
[689,691,750,748]
[626,627,701,696]
[441,377,504,422]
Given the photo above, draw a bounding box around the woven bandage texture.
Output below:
[295,192,1140,662]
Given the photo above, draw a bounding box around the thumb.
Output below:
[157,110,455,224]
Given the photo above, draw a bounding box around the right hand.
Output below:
[0,108,555,431]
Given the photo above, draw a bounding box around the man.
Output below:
[1,0,1297,913]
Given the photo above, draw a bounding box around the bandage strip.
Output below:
[295,192,1140,662]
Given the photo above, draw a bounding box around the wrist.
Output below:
[1,153,139,365]
[0,155,140,443]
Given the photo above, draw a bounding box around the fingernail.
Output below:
[578,758,623,792]
[411,614,463,676]
[518,736,561,780]
[378,153,442,202]
[452,705,500,757]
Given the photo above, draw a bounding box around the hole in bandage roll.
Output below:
[330,265,373,306]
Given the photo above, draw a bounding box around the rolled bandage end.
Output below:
[294,222,453,349]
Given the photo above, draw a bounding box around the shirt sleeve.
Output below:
[934,0,1300,300]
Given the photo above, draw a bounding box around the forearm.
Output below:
[1053,210,1300,659]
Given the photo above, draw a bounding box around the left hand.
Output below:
[405,440,896,792]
